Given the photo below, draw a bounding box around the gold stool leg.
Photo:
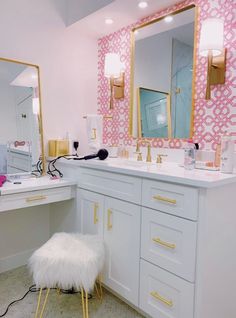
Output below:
[98,275,103,300]
[35,288,43,318]
[81,287,86,318]
[39,288,50,318]
[85,292,89,318]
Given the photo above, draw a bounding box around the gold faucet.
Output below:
[156,154,168,164]
[145,141,152,162]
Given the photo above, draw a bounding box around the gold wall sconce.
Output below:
[104,53,125,109]
[199,18,226,100]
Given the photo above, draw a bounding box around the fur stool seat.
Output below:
[29,232,105,318]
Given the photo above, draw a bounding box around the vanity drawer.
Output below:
[78,167,142,204]
[141,207,197,282]
[142,180,198,220]
[0,186,75,212]
[140,260,194,318]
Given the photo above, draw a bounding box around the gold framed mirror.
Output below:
[130,4,198,140]
[0,57,45,175]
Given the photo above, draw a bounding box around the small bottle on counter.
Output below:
[184,139,196,170]
[220,133,234,174]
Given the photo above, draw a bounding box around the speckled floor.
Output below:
[0,266,145,318]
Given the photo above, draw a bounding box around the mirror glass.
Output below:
[138,88,171,138]
[130,5,196,139]
[0,59,44,175]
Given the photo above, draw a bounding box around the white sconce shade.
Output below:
[199,18,224,57]
[104,53,121,78]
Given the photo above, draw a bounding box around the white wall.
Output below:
[0,0,98,155]
[0,0,98,271]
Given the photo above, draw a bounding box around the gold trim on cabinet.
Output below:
[150,291,173,307]
[0,57,45,174]
[26,195,47,203]
[152,237,176,250]
[107,209,113,230]
[129,4,197,139]
[94,203,99,224]
[153,195,177,205]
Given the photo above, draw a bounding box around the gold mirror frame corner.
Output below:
[0,57,46,175]
[129,4,199,141]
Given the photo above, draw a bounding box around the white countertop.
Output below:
[0,176,77,195]
[58,157,236,188]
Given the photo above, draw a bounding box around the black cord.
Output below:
[47,154,78,178]
[0,284,38,317]
[0,285,92,317]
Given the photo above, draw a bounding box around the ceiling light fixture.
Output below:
[138,1,148,9]
[164,15,173,23]
[105,18,114,25]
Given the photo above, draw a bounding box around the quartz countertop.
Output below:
[0,176,77,195]
[58,157,236,188]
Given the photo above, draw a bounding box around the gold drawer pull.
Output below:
[153,195,176,205]
[94,203,99,224]
[107,209,112,230]
[152,237,176,250]
[150,291,173,307]
[26,195,47,203]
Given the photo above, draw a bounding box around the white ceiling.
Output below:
[135,7,195,41]
[63,0,183,38]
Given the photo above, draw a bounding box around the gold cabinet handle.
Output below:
[26,195,47,203]
[153,195,176,205]
[94,203,99,224]
[150,291,173,307]
[152,237,176,249]
[107,209,112,230]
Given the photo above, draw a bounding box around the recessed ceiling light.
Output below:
[134,30,139,35]
[105,18,114,25]
[164,15,173,23]
[138,1,148,9]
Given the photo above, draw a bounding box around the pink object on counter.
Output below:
[0,175,6,187]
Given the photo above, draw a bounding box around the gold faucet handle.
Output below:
[156,154,168,164]
[137,152,143,161]
[135,140,140,153]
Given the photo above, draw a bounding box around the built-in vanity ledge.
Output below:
[0,176,77,212]
[57,158,236,188]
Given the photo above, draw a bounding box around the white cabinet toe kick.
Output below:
[62,164,236,318]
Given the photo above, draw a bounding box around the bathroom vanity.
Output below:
[59,158,236,318]
[0,177,76,213]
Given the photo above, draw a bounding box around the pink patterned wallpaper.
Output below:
[97,0,236,150]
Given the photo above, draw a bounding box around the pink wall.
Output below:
[98,0,236,150]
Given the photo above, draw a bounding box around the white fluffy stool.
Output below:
[29,232,105,318]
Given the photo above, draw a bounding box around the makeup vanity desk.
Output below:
[0,177,76,212]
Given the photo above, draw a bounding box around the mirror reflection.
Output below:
[131,6,196,139]
[138,88,171,138]
[0,59,44,175]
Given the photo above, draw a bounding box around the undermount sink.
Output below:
[104,158,177,171]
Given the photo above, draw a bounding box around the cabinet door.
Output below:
[104,197,141,306]
[77,189,104,237]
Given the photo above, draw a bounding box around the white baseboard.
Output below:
[0,249,35,274]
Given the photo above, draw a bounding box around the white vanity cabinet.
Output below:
[59,160,236,318]
[77,183,141,306]
[78,189,104,237]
